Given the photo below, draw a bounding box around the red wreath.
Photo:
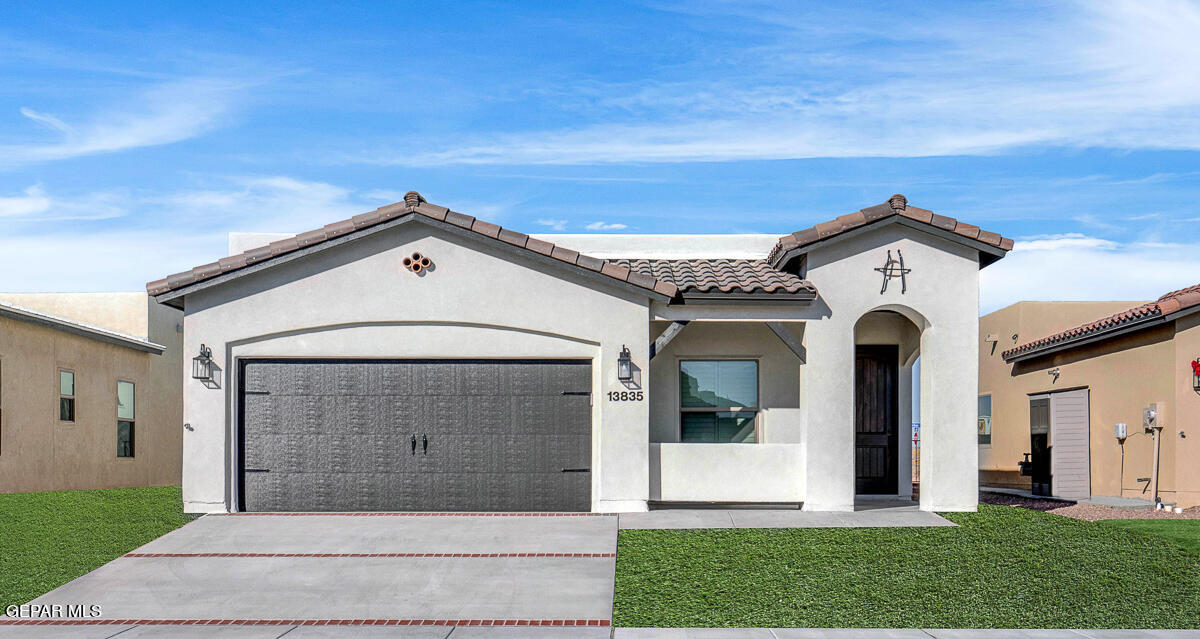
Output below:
[1193,359,1200,377]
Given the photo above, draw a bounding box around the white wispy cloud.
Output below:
[0,78,243,168]
[584,221,628,231]
[981,233,1200,313]
[360,1,1200,165]
[535,218,568,231]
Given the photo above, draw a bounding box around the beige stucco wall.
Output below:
[0,296,183,493]
[1172,314,1200,507]
[979,301,1200,507]
[178,219,654,513]
[0,292,151,338]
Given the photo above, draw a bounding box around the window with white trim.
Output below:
[679,360,758,443]
[978,394,992,445]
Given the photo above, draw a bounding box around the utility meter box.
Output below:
[1115,422,1127,441]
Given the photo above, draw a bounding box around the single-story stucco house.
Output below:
[979,284,1200,507]
[149,191,1011,514]
[0,293,182,493]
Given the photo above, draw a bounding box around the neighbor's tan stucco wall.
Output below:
[1172,314,1200,507]
[0,297,183,493]
[0,292,151,338]
[979,301,1197,506]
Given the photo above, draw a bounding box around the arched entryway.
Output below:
[853,308,924,498]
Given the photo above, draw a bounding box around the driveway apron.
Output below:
[21,513,617,627]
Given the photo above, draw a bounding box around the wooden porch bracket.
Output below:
[650,320,690,359]
[766,321,806,364]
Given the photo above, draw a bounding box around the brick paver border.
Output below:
[124,552,615,558]
[0,618,609,627]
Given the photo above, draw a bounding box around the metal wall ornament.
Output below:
[874,249,911,294]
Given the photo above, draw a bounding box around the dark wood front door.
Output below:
[855,345,899,494]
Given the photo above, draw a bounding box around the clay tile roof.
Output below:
[609,259,817,298]
[1002,282,1200,361]
[148,191,678,300]
[767,194,1012,267]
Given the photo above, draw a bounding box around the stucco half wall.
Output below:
[179,220,654,513]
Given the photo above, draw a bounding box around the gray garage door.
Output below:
[239,359,592,512]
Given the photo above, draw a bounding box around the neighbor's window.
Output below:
[59,369,75,422]
[978,394,992,445]
[117,380,135,458]
[679,360,758,443]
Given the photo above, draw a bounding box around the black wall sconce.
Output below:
[617,345,633,383]
[192,344,221,389]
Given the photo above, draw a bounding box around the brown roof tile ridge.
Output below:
[148,190,678,299]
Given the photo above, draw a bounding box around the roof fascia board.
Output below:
[1003,314,1165,363]
[154,213,668,307]
[1164,303,1200,323]
[679,292,817,305]
[774,216,1007,270]
[0,304,165,354]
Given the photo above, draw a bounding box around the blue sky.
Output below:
[1,1,1199,312]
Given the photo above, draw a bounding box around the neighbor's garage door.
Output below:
[239,359,592,512]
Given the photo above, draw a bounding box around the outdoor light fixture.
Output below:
[192,344,220,389]
[1192,358,1200,392]
[617,345,634,382]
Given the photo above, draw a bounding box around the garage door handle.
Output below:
[561,467,590,473]
[245,468,270,473]
[410,434,417,455]
[422,433,428,455]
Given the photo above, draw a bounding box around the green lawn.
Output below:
[0,485,197,609]
[614,504,1200,628]
[1100,518,1200,555]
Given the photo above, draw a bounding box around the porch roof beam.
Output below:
[766,321,806,364]
[650,320,690,359]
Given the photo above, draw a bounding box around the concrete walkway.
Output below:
[619,499,953,529]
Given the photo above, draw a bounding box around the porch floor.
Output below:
[618,497,954,529]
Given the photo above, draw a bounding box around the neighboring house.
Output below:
[0,293,183,493]
[980,286,1200,507]
[149,191,1010,514]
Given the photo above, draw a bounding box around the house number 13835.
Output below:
[607,391,644,402]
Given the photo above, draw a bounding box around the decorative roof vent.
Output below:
[888,193,907,211]
[404,191,424,207]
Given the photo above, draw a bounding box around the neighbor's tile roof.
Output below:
[1003,282,1200,361]
[609,258,817,296]
[147,191,678,299]
[767,194,1014,266]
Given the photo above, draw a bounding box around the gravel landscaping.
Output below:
[980,490,1200,521]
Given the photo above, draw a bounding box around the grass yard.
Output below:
[1100,518,1200,555]
[613,504,1200,628]
[0,485,197,609]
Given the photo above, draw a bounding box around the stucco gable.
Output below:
[149,191,678,308]
[768,194,1012,271]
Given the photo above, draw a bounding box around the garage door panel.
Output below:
[240,359,591,512]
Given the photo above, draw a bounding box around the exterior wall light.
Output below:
[192,344,221,389]
[617,345,634,382]
[1192,358,1200,392]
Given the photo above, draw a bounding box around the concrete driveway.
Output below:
[14,513,617,636]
